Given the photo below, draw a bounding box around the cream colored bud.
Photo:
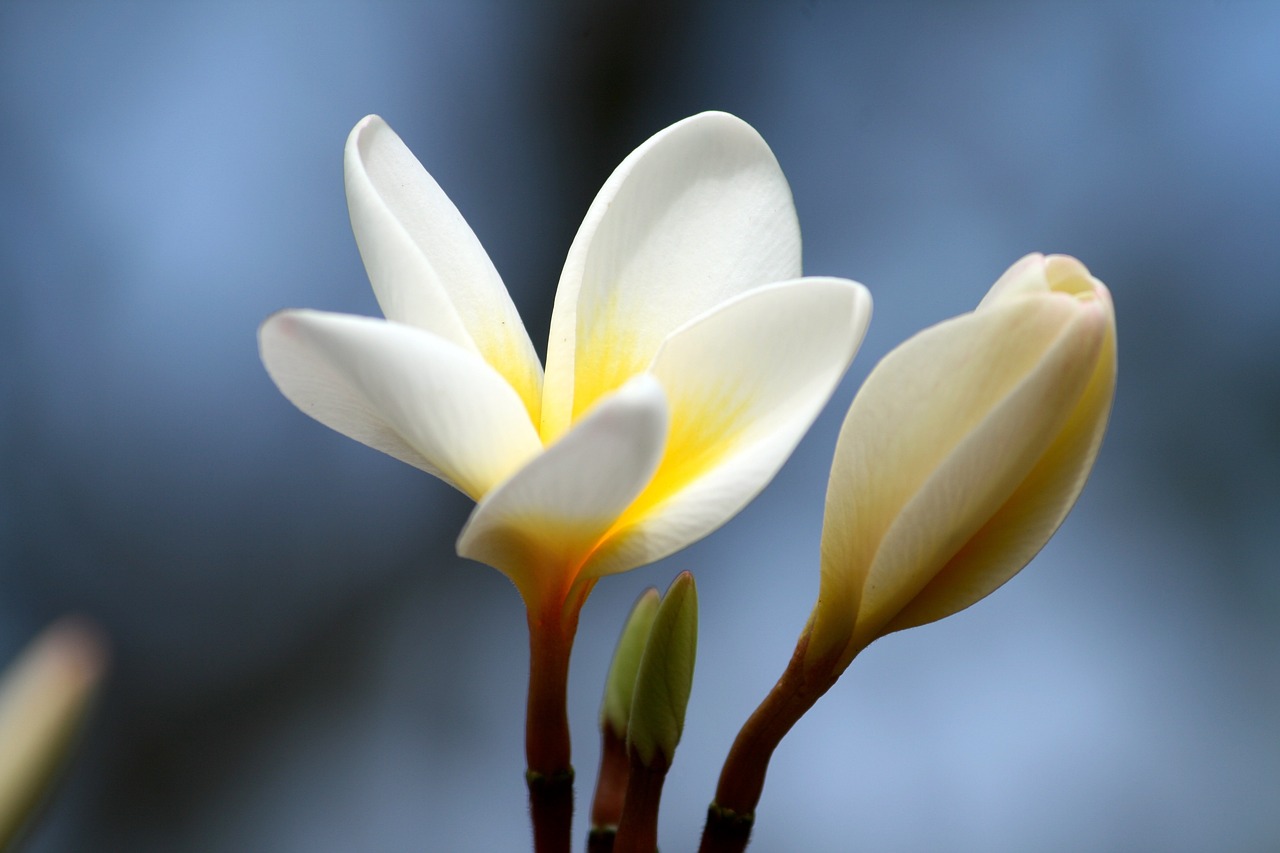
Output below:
[627,572,698,768]
[810,254,1116,670]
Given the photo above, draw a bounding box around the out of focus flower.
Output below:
[0,619,107,848]
[260,112,871,614]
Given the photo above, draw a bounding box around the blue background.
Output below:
[2,2,1277,851]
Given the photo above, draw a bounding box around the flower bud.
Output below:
[627,572,698,769]
[600,588,662,740]
[810,254,1116,669]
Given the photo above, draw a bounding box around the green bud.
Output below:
[627,571,698,768]
[600,588,662,738]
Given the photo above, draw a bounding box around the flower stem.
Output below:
[525,609,575,852]
[697,637,840,853]
[527,764,574,853]
[612,749,669,853]
[587,826,616,853]
[587,724,630,849]
[525,583,592,853]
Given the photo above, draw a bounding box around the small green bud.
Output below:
[600,588,662,738]
[627,571,698,768]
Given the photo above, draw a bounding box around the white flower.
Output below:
[260,112,871,611]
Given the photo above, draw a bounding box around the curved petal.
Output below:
[541,111,802,442]
[457,375,668,602]
[977,252,1047,308]
[579,279,871,580]
[884,284,1116,634]
[817,295,1107,653]
[259,309,541,500]
[344,115,542,422]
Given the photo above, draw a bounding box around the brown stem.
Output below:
[697,637,842,853]
[612,750,669,853]
[589,725,630,831]
[525,584,591,853]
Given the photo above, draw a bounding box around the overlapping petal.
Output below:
[582,278,871,579]
[259,310,541,500]
[541,111,803,442]
[884,261,1116,634]
[345,115,542,422]
[457,376,669,604]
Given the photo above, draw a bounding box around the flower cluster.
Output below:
[260,112,1115,853]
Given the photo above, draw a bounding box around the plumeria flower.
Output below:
[259,112,871,617]
[260,112,870,848]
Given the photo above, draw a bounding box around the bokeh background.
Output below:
[2,2,1277,851]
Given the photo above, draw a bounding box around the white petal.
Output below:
[259,310,541,500]
[580,279,871,579]
[457,375,668,602]
[541,111,802,442]
[344,115,542,422]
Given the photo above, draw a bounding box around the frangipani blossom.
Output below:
[260,112,871,613]
[810,253,1116,668]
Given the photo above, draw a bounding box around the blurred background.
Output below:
[1,1,1277,851]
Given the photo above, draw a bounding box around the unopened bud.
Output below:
[627,572,698,768]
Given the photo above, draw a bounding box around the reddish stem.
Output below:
[698,638,841,853]
[612,750,669,853]
[525,582,593,853]
[590,725,630,830]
